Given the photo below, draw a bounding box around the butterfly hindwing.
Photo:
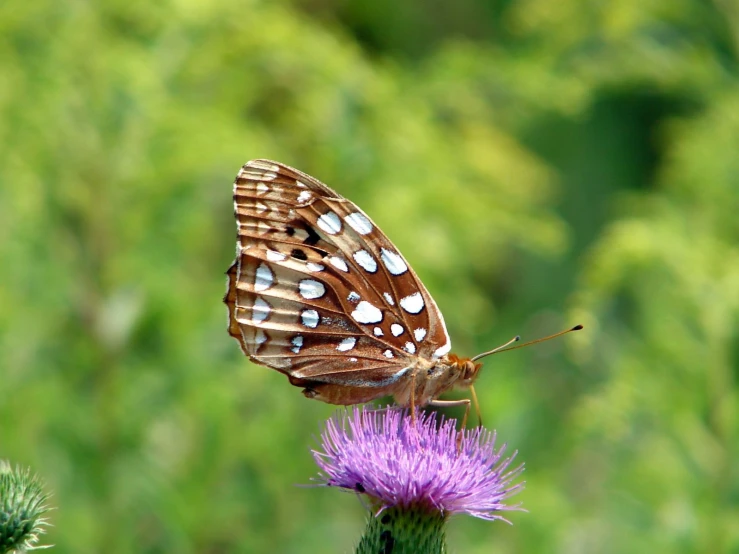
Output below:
[225,159,452,397]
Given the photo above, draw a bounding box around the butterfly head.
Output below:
[446,353,483,388]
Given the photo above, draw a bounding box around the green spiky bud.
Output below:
[0,461,52,553]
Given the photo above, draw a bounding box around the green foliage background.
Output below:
[1,0,737,552]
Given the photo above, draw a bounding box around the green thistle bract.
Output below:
[0,461,52,553]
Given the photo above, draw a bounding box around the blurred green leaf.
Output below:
[1,0,737,552]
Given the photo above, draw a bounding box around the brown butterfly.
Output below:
[224,160,580,422]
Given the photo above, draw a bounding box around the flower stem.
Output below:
[356,505,447,554]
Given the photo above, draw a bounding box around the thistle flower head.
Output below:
[312,407,524,521]
[0,461,52,553]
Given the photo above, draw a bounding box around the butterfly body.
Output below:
[290,354,481,407]
[224,159,482,409]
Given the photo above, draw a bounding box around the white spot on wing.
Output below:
[306,263,325,272]
[383,292,395,306]
[433,343,451,359]
[299,279,326,300]
[328,256,349,272]
[297,191,312,203]
[266,250,286,262]
[404,342,416,354]
[254,329,267,346]
[383,350,394,359]
[400,292,425,314]
[351,301,383,324]
[380,248,408,275]
[391,324,404,337]
[345,212,373,235]
[256,202,268,213]
[414,328,427,342]
[301,309,320,328]
[254,263,274,291]
[337,337,357,352]
[256,183,269,194]
[317,211,342,235]
[347,291,360,303]
[373,327,384,337]
[252,297,271,323]
[257,221,270,234]
[246,160,279,172]
[291,336,304,354]
[353,250,377,273]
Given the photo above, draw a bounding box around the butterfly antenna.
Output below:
[470,335,521,362]
[471,324,583,362]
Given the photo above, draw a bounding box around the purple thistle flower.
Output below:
[312,407,524,522]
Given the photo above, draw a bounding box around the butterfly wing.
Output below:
[225,159,452,403]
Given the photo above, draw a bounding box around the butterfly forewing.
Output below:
[225,159,452,402]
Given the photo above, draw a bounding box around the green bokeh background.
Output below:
[1,0,738,552]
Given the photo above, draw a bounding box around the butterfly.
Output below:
[224,160,580,422]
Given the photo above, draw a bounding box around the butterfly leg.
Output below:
[428,398,471,451]
[409,369,418,424]
[428,398,471,429]
[469,385,483,427]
